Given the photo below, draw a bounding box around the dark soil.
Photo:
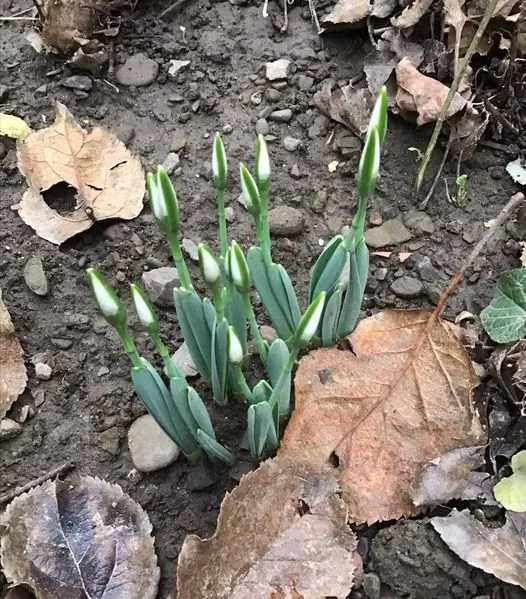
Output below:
[1,0,525,597]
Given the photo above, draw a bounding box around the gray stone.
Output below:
[0,418,22,442]
[365,219,413,248]
[363,572,381,599]
[97,427,120,455]
[259,325,278,343]
[60,76,92,91]
[264,88,281,103]
[167,59,190,77]
[265,59,291,81]
[255,118,269,136]
[269,109,293,123]
[182,238,199,261]
[162,152,180,175]
[311,189,328,213]
[170,136,187,152]
[290,164,302,179]
[35,362,52,380]
[171,342,198,378]
[142,267,179,307]
[283,136,300,152]
[308,115,330,139]
[268,206,305,236]
[417,256,441,283]
[32,389,45,407]
[391,276,424,299]
[402,211,435,234]
[23,256,48,296]
[297,75,314,91]
[128,415,180,472]
[116,53,159,87]
[225,206,235,222]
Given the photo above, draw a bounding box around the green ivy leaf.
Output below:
[493,450,526,513]
[480,269,526,343]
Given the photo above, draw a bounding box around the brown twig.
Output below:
[158,0,190,20]
[0,461,75,506]
[419,135,452,209]
[416,0,500,191]
[484,98,520,136]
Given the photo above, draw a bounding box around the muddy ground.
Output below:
[1,0,526,597]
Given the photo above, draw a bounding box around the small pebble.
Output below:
[128,414,180,472]
[0,418,22,442]
[255,118,269,136]
[225,206,235,222]
[116,53,159,87]
[268,206,305,237]
[171,342,198,378]
[402,211,435,234]
[297,74,314,91]
[265,88,281,103]
[269,109,293,123]
[259,325,278,343]
[23,256,49,296]
[283,136,300,152]
[162,152,180,175]
[35,363,52,380]
[362,572,381,599]
[170,137,187,152]
[265,59,291,81]
[32,389,45,407]
[365,219,412,249]
[60,75,92,92]
[182,238,199,261]
[142,267,179,307]
[97,366,110,377]
[390,276,424,299]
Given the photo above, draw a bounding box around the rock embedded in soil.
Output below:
[265,88,281,103]
[170,136,187,152]
[265,59,291,81]
[0,418,22,442]
[362,572,381,599]
[268,206,305,236]
[255,118,269,136]
[60,75,92,92]
[23,256,48,296]
[35,362,52,380]
[402,211,435,234]
[171,342,198,378]
[182,238,199,261]
[259,325,278,343]
[116,53,159,87]
[142,266,179,307]
[162,152,180,175]
[297,75,314,91]
[128,414,180,472]
[390,276,424,299]
[269,109,293,123]
[365,219,413,248]
[283,136,300,152]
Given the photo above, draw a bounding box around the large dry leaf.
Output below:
[322,0,371,28]
[0,290,27,418]
[432,509,526,589]
[0,476,160,599]
[395,57,467,125]
[281,309,484,524]
[391,0,433,28]
[17,102,144,245]
[314,82,372,137]
[410,446,492,507]
[177,455,358,598]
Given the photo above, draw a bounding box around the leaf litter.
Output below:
[0,476,160,599]
[17,102,144,244]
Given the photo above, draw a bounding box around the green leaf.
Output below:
[493,450,526,512]
[228,288,247,356]
[211,317,229,405]
[174,289,212,382]
[247,402,272,460]
[266,339,289,387]
[321,286,345,347]
[481,269,526,343]
[309,236,346,302]
[276,265,301,328]
[187,387,216,439]
[358,127,380,200]
[247,247,294,339]
[512,450,526,473]
[252,380,273,404]
[197,429,233,464]
[169,377,198,438]
[370,86,388,146]
[337,239,369,339]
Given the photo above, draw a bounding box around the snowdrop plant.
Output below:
[87,87,387,462]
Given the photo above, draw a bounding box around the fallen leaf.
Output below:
[0,114,31,140]
[281,309,484,524]
[39,0,126,54]
[444,0,467,66]
[314,82,372,137]
[448,104,489,158]
[322,0,371,28]
[371,0,398,18]
[391,0,433,28]
[493,450,526,512]
[411,446,491,507]
[0,476,160,599]
[506,157,526,185]
[17,102,144,244]
[0,290,27,419]
[490,340,526,415]
[177,455,358,598]
[395,57,467,125]
[432,509,526,589]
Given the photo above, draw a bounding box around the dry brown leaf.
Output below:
[281,309,484,524]
[177,455,358,599]
[449,105,489,158]
[0,290,27,419]
[17,102,144,245]
[432,509,526,589]
[391,0,433,28]
[322,0,371,28]
[314,82,372,137]
[395,57,467,125]
[410,446,492,507]
[0,476,160,598]
[40,0,126,54]
[371,0,398,18]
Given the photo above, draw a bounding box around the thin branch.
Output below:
[158,0,191,20]
[419,135,452,209]
[484,98,520,136]
[416,0,500,191]
[0,461,75,505]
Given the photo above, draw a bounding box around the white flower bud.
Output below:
[131,285,156,329]
[87,268,120,319]
[228,326,244,365]
[256,134,270,183]
[198,244,221,285]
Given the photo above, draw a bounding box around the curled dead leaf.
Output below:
[0,290,27,419]
[391,0,433,28]
[0,476,160,599]
[17,102,144,244]
[281,309,484,524]
[177,455,358,599]
[314,82,372,137]
[322,0,371,28]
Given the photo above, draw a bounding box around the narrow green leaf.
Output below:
[337,240,369,339]
[228,288,248,355]
[247,405,257,457]
[266,339,289,387]
[187,387,216,439]
[197,429,233,464]
[254,401,273,458]
[252,380,273,404]
[308,236,345,302]
[211,317,229,405]
[170,377,199,438]
[370,86,388,146]
[321,286,345,347]
[481,269,526,343]
[276,265,301,328]
[358,127,380,200]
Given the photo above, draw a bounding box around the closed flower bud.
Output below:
[228,326,244,365]
[86,268,126,330]
[229,241,250,294]
[240,164,261,217]
[198,243,221,285]
[147,167,180,235]
[369,86,387,147]
[212,132,227,191]
[295,292,326,346]
[357,127,380,200]
[255,134,270,185]
[130,284,158,334]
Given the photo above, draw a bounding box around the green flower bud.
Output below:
[240,164,261,218]
[86,268,126,330]
[370,86,388,147]
[198,243,221,285]
[227,326,244,365]
[147,167,179,235]
[357,127,380,200]
[212,132,228,191]
[294,292,326,346]
[130,284,158,335]
[229,240,250,294]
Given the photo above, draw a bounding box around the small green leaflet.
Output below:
[481,269,526,343]
[493,450,526,513]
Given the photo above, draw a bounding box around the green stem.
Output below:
[270,346,298,417]
[233,366,253,403]
[119,327,142,368]
[151,332,183,380]
[168,232,193,290]
[259,183,272,265]
[211,284,225,321]
[343,194,368,251]
[243,294,268,362]
[217,188,228,258]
